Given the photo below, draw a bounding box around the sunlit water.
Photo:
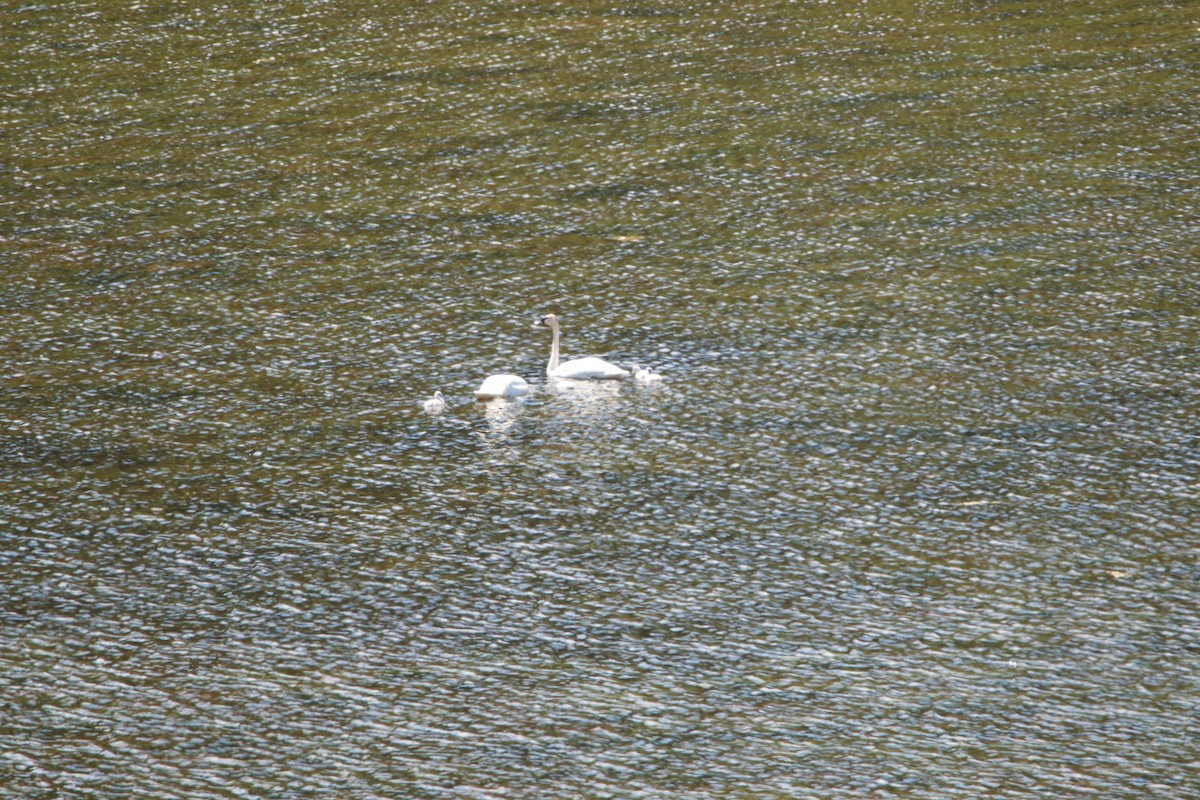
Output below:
[3,2,1198,798]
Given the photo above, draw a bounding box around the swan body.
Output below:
[474,374,529,401]
[538,314,629,380]
[422,390,447,413]
[554,355,629,380]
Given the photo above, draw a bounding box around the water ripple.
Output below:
[4,1,1199,798]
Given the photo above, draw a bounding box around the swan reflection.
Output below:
[478,394,526,439]
[544,377,624,418]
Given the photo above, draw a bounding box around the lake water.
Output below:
[2,1,1198,798]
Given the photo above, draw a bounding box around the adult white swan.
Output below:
[537,313,629,380]
[474,373,529,401]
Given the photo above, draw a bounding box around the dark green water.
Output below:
[3,2,1198,798]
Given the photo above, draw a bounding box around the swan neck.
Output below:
[547,324,560,375]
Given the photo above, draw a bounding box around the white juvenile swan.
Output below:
[421,390,447,413]
[633,366,663,385]
[474,373,529,401]
[537,313,629,380]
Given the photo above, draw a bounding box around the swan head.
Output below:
[536,313,560,330]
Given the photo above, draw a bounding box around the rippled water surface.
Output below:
[3,1,1199,798]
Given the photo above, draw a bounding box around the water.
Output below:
[3,1,1198,798]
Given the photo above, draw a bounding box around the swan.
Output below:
[633,366,663,385]
[421,390,447,413]
[537,313,629,380]
[474,373,529,401]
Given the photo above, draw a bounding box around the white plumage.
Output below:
[537,313,629,380]
[473,374,529,401]
[633,366,663,385]
[422,390,447,413]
